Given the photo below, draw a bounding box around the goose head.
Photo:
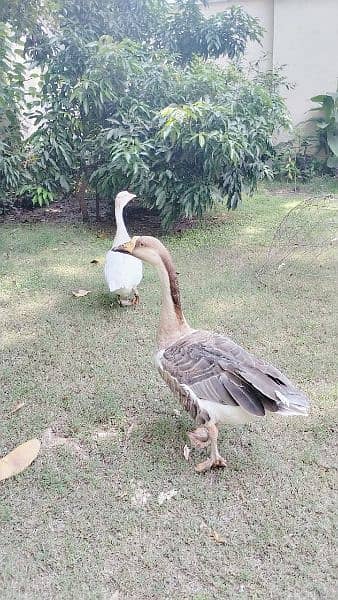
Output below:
[114,235,167,268]
[115,190,137,210]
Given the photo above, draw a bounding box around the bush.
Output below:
[86,46,290,226]
[309,90,338,170]
[2,1,290,224]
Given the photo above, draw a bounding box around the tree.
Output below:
[1,1,290,224]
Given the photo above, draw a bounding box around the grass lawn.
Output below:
[0,183,337,599]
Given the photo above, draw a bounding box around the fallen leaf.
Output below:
[183,445,191,461]
[211,530,225,544]
[0,439,41,481]
[90,258,100,264]
[72,289,91,298]
[10,401,26,415]
[96,232,108,239]
[158,489,178,506]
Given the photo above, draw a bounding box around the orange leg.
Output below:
[194,422,226,473]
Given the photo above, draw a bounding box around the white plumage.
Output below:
[104,191,143,306]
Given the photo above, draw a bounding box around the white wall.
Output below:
[273,0,338,126]
[203,0,338,126]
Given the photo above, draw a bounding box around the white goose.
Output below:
[104,191,143,306]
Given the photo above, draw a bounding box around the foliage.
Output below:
[309,89,338,169]
[89,51,290,226]
[0,22,26,211]
[156,1,264,64]
[272,88,338,187]
[271,136,329,190]
[1,0,290,224]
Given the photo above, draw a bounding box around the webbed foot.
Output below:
[118,296,134,307]
[195,455,227,473]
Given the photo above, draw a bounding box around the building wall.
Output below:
[273,0,338,126]
[203,0,338,126]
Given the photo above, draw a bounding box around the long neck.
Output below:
[114,203,129,243]
[155,252,192,349]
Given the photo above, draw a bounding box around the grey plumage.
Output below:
[160,330,309,423]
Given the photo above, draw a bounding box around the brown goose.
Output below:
[115,236,310,472]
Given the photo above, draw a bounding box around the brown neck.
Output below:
[155,249,192,349]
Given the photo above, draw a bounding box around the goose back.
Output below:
[156,330,309,425]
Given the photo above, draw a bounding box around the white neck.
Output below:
[155,257,192,349]
[114,203,129,245]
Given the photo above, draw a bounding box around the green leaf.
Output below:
[311,94,331,104]
[59,175,70,191]
[327,155,338,168]
[198,133,205,148]
[316,122,330,130]
[327,132,338,156]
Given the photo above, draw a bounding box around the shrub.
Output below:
[2,1,290,224]
[309,90,338,170]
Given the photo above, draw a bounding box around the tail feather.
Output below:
[275,390,310,416]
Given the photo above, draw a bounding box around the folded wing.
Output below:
[161,331,309,417]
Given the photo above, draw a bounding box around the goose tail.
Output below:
[274,389,310,416]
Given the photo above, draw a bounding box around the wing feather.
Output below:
[161,330,310,417]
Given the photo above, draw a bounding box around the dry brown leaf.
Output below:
[90,258,100,264]
[0,438,41,481]
[183,445,191,461]
[10,401,26,415]
[96,232,108,239]
[72,289,91,298]
[211,530,225,544]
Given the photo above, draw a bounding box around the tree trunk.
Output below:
[95,193,100,222]
[76,177,89,222]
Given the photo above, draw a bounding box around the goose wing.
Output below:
[160,330,309,417]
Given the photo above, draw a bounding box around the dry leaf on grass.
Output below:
[0,438,41,481]
[10,401,26,415]
[183,445,191,461]
[210,530,225,544]
[158,489,178,506]
[200,521,225,545]
[72,289,91,298]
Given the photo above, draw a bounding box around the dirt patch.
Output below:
[1,194,163,235]
[0,193,232,236]
[41,427,89,460]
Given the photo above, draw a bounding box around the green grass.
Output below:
[0,185,337,599]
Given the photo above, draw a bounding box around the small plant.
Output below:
[309,88,338,169]
[19,184,55,207]
[272,132,330,188]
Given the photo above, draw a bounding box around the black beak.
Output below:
[112,247,130,254]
